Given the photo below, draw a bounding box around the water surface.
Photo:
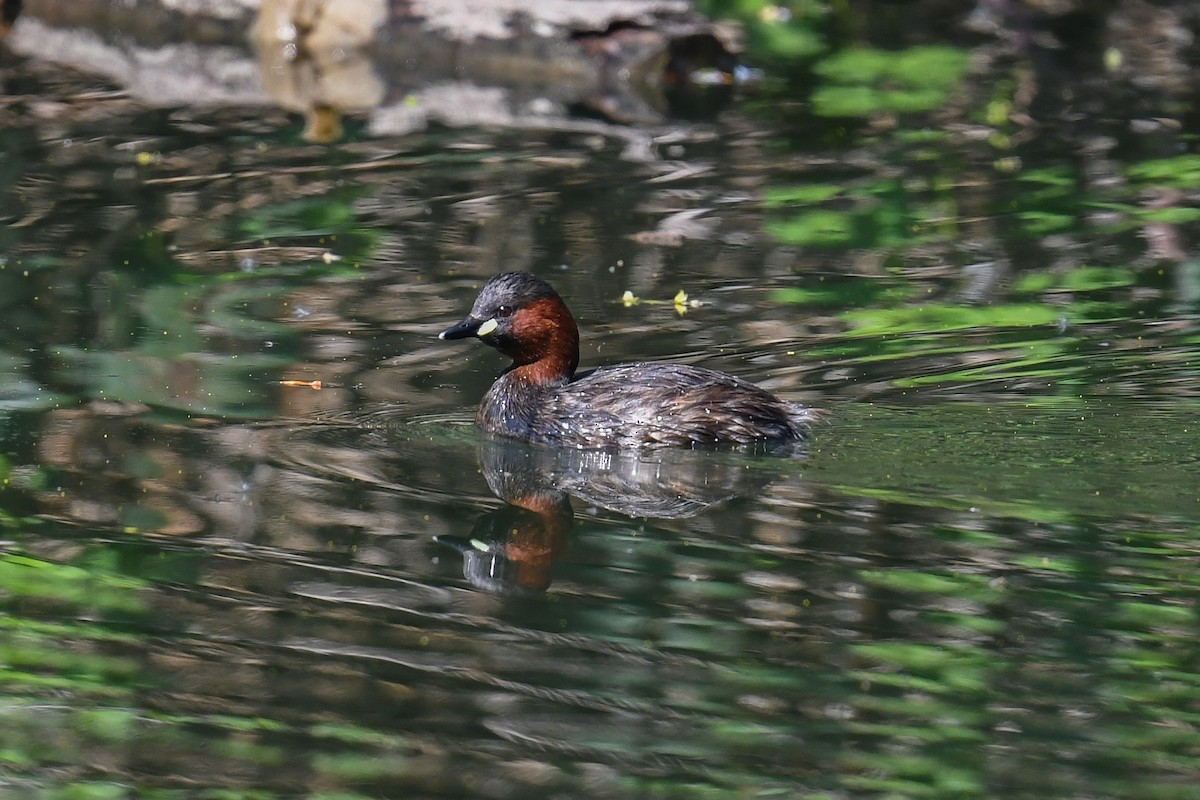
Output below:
[2,6,1199,799]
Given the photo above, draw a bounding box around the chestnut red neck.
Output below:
[506,297,579,384]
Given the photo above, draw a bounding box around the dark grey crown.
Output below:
[470,271,561,317]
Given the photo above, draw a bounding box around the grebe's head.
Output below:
[440,271,579,377]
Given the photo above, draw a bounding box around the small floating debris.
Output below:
[673,289,689,315]
[618,289,700,315]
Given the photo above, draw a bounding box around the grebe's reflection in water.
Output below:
[438,438,796,595]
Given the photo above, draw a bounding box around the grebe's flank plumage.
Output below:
[440,271,814,448]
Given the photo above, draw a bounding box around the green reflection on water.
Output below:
[0,538,421,798]
[812,46,971,117]
[840,513,1200,799]
[840,302,1062,335]
[1012,265,1136,294]
[770,277,912,308]
[763,165,963,250]
[0,551,147,614]
[1126,154,1200,189]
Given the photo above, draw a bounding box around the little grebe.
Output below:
[440,271,814,448]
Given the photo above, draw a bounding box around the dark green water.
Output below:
[2,3,1199,798]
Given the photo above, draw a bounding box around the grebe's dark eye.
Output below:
[495,304,513,318]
